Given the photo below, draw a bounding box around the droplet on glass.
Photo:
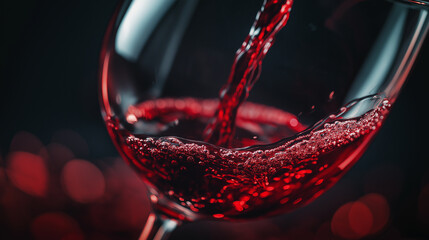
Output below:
[289,118,298,127]
[328,91,335,100]
[126,114,138,124]
[213,213,224,219]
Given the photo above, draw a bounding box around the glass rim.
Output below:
[392,0,429,7]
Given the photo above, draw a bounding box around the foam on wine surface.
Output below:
[107,96,390,219]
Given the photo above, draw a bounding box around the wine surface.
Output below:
[107,96,390,219]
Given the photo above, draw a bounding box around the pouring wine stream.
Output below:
[203,0,294,147]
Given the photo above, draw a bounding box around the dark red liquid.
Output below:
[107,96,390,219]
[203,0,294,147]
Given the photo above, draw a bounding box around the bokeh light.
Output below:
[6,151,48,197]
[348,201,373,237]
[359,193,390,234]
[9,131,45,154]
[331,193,391,239]
[87,159,149,234]
[31,212,83,240]
[61,159,105,203]
[0,127,422,239]
[331,202,361,239]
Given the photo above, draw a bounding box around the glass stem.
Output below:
[139,211,181,240]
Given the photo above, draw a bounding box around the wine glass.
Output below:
[99,0,429,239]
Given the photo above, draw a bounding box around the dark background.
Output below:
[1,1,429,239]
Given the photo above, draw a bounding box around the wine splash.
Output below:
[203,0,294,147]
[107,95,391,219]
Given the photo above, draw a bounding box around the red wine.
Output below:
[203,0,294,146]
[126,98,306,148]
[107,96,390,219]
